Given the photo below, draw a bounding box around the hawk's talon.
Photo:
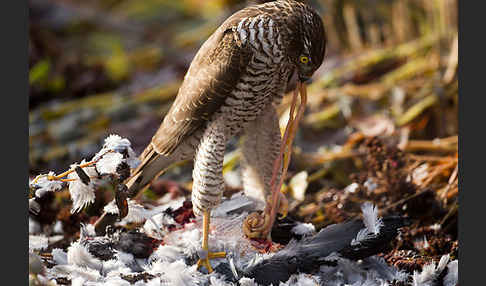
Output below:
[208,251,226,259]
[242,212,271,239]
[256,83,308,240]
[197,251,226,273]
[197,257,213,273]
[196,251,226,273]
[196,210,226,274]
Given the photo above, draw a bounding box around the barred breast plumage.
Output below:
[191,11,294,214]
[119,0,326,217]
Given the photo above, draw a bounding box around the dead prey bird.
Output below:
[95,0,326,273]
[233,216,410,285]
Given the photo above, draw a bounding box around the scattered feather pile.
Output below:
[29,198,458,285]
[351,202,383,246]
[29,136,458,286]
[30,171,66,198]
[29,134,140,214]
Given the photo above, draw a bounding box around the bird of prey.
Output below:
[98,0,326,273]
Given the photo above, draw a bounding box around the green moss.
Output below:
[29,59,50,85]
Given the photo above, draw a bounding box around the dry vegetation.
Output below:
[29,0,458,283]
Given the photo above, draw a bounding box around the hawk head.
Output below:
[287,3,327,82]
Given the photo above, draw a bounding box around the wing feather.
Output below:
[150,15,252,156]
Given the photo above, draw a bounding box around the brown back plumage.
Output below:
[132,0,327,185]
[151,15,253,156]
[148,0,325,156]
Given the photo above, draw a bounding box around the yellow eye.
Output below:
[300,56,309,64]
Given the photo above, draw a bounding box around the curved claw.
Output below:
[196,251,226,273]
[242,212,271,239]
[197,257,213,273]
[242,193,288,239]
[197,210,226,273]
[243,83,307,241]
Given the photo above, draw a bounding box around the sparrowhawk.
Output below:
[101,0,326,273]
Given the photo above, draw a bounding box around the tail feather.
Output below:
[94,143,175,235]
[125,143,175,197]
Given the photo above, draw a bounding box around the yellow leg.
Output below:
[31,154,109,186]
[47,160,98,181]
[265,82,307,238]
[242,84,307,241]
[277,192,289,219]
[196,210,226,273]
[265,192,289,220]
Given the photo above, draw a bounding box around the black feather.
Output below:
[243,216,410,286]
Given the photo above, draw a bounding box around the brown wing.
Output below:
[150,16,252,156]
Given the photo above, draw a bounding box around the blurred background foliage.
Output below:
[29,0,457,174]
[29,0,457,221]
[29,0,458,271]
[29,0,458,259]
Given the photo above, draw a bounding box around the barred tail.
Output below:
[126,144,175,197]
